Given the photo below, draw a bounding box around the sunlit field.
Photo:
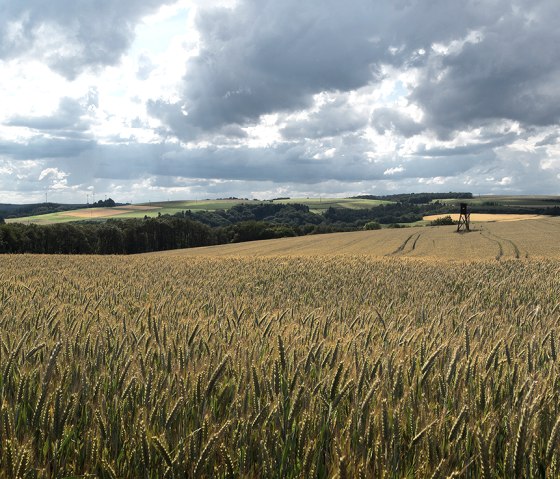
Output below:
[3,220,560,477]
[152,216,560,261]
[423,213,545,223]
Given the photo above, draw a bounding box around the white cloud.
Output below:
[384,166,405,176]
[498,176,513,186]
[38,167,70,190]
[1,0,560,203]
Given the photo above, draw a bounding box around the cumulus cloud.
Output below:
[152,0,384,134]
[38,167,70,189]
[0,0,175,79]
[384,166,404,176]
[372,107,424,138]
[7,94,96,134]
[2,0,560,202]
[411,1,560,136]
[535,133,559,147]
[280,94,369,140]
[150,0,522,136]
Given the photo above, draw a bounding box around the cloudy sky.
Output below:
[1,0,559,203]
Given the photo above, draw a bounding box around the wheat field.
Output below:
[2,244,560,477]
[151,216,560,260]
[0,251,560,478]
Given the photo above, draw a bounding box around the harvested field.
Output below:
[63,208,133,218]
[59,205,160,219]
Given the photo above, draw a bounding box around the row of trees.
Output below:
[178,202,449,229]
[0,217,214,254]
[0,214,340,255]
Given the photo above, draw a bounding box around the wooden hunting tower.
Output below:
[456,203,470,232]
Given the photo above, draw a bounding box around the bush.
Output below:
[363,221,381,230]
[430,215,455,226]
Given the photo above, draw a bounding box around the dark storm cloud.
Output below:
[159,145,386,183]
[413,133,519,158]
[82,139,513,188]
[0,0,173,79]
[169,0,384,132]
[535,133,559,148]
[400,152,497,180]
[147,0,560,147]
[84,141,385,183]
[0,136,95,160]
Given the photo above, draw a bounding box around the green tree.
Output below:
[364,221,381,230]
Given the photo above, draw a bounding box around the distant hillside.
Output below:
[352,192,473,203]
[6,197,393,225]
[0,203,86,220]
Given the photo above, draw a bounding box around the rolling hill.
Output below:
[149,215,560,260]
[5,197,391,225]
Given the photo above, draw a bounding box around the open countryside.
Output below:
[423,213,546,223]
[151,215,560,260]
[3,216,560,476]
[5,198,391,225]
[2,0,560,476]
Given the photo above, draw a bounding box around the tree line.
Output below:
[0,217,213,254]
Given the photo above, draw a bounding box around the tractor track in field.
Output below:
[480,231,504,260]
[390,232,422,256]
[491,233,521,259]
[411,233,422,251]
[481,230,525,259]
[483,227,523,259]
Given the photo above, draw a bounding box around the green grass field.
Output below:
[271,197,390,212]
